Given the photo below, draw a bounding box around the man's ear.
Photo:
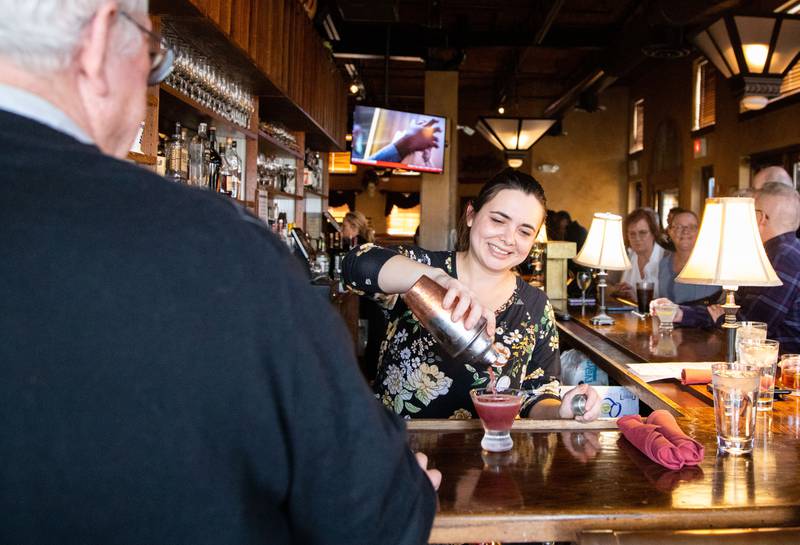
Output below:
[77,2,117,97]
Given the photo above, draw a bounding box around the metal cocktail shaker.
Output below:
[403,275,500,367]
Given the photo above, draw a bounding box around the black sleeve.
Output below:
[253,234,437,544]
[342,243,443,295]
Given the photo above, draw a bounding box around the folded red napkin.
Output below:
[617,415,684,470]
[618,411,705,470]
[681,368,712,385]
[646,410,705,465]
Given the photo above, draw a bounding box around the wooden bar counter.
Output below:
[410,303,800,543]
[555,302,727,414]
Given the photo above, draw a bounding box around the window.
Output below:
[630,99,644,154]
[386,204,420,236]
[327,204,350,223]
[692,59,716,130]
[328,152,357,174]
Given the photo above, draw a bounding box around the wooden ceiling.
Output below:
[314,0,787,123]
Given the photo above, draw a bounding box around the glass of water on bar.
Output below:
[735,321,767,359]
[738,338,780,412]
[712,362,760,455]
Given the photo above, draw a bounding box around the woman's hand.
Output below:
[559,383,602,422]
[611,282,635,300]
[649,297,684,322]
[431,271,496,337]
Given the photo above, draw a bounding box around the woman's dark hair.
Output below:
[622,207,661,248]
[456,168,547,251]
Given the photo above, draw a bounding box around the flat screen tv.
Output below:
[350,105,446,174]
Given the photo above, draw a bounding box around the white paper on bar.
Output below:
[626,362,719,383]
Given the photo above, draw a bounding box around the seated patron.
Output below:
[658,209,720,304]
[653,183,800,353]
[611,208,666,300]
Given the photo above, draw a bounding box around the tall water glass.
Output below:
[738,338,780,411]
[712,362,760,454]
[735,321,767,359]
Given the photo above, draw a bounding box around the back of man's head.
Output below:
[757,182,800,234]
[0,0,146,73]
[752,166,793,190]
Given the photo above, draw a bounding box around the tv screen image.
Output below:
[350,105,446,174]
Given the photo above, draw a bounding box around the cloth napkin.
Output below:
[646,410,705,465]
[617,411,705,469]
[681,368,712,385]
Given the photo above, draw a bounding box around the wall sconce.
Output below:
[693,13,800,110]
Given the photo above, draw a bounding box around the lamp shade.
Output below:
[676,197,781,288]
[476,118,556,151]
[693,14,800,108]
[574,213,631,271]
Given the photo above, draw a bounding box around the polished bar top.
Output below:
[411,400,800,544]
[555,302,726,414]
[558,302,726,364]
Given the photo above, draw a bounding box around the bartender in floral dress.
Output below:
[344,168,600,421]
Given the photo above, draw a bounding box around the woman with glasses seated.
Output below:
[658,209,720,304]
[610,208,666,300]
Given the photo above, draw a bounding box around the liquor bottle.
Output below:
[188,122,209,187]
[218,143,230,195]
[165,122,185,183]
[225,139,242,199]
[180,127,190,182]
[206,126,222,192]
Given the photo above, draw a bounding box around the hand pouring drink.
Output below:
[403,275,501,367]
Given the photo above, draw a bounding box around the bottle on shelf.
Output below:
[207,126,222,192]
[315,238,330,278]
[180,127,190,182]
[188,122,209,187]
[225,138,242,199]
[218,142,229,195]
[165,122,186,183]
[156,132,167,177]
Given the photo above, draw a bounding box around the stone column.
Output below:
[419,71,458,250]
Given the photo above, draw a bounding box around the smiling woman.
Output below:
[342,168,603,422]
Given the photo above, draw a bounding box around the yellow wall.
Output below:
[527,86,629,228]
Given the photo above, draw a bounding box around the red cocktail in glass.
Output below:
[470,388,524,452]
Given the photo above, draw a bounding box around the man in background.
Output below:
[752,165,794,190]
[0,1,438,543]
[656,182,800,353]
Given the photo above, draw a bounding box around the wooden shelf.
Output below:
[257,130,303,159]
[127,151,157,165]
[158,83,258,140]
[268,189,303,200]
[304,188,327,198]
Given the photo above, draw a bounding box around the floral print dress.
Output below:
[343,244,562,419]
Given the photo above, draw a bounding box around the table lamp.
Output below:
[574,213,631,325]
[675,197,781,362]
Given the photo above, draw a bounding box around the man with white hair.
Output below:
[752,165,794,190]
[0,2,437,544]
[656,182,800,353]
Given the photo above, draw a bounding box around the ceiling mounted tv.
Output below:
[350,105,446,174]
